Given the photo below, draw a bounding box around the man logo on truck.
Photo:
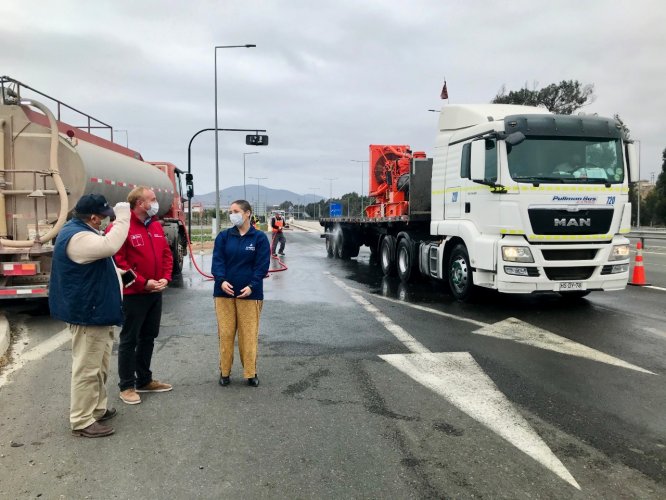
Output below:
[554,218,592,227]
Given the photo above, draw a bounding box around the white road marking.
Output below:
[381,351,580,489]
[474,318,656,375]
[326,272,580,489]
[0,327,70,389]
[645,285,666,292]
[358,289,654,374]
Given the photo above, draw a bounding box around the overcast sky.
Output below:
[1,0,665,201]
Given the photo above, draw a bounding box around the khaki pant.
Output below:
[69,324,114,430]
[214,297,263,379]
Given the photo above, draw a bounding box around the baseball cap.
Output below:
[74,194,115,217]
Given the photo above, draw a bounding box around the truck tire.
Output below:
[380,235,397,276]
[172,234,186,275]
[335,228,353,260]
[396,237,417,283]
[325,231,334,257]
[448,243,477,301]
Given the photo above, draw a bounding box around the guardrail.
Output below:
[627,229,666,244]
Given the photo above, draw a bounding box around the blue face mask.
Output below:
[229,213,244,227]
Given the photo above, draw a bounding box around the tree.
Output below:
[492,80,595,115]
[652,148,666,225]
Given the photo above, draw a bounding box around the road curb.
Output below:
[0,313,9,360]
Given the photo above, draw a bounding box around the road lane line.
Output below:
[0,327,69,389]
[645,285,666,292]
[325,273,429,353]
[381,352,580,490]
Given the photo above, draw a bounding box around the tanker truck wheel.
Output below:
[172,234,186,275]
[325,230,334,257]
[380,235,397,276]
[448,243,477,302]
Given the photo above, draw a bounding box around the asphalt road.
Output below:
[0,228,665,498]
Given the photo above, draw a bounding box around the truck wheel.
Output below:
[172,234,186,275]
[448,243,476,301]
[335,229,352,260]
[396,237,417,283]
[325,231,334,257]
[380,235,397,276]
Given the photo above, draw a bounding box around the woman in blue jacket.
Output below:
[212,200,270,387]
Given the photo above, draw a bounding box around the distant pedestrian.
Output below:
[270,212,286,256]
[109,186,173,405]
[212,200,270,387]
[49,194,130,438]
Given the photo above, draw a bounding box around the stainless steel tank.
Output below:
[1,103,173,242]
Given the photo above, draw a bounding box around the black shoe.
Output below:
[278,252,285,256]
[219,376,230,386]
[247,375,259,387]
[97,408,117,422]
[271,253,278,257]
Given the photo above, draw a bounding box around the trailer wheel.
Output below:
[335,228,353,260]
[448,243,476,301]
[396,237,417,283]
[380,235,397,276]
[325,231,334,257]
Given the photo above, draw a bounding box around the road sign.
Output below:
[330,203,342,217]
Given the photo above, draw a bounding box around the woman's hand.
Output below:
[237,286,252,298]
[221,281,234,296]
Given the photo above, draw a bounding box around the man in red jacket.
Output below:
[109,186,173,405]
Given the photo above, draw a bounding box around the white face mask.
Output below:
[229,212,244,227]
[146,201,159,217]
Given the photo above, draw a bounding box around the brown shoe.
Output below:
[72,421,114,438]
[120,388,141,405]
[136,380,172,393]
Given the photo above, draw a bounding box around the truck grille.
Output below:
[528,208,613,235]
[544,267,595,281]
[541,249,598,261]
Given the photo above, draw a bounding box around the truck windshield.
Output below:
[506,137,624,184]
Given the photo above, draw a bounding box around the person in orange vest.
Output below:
[270,212,286,256]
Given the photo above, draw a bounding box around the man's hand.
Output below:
[221,281,234,296]
[145,279,167,292]
[237,286,252,298]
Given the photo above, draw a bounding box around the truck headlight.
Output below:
[502,246,534,263]
[609,244,630,261]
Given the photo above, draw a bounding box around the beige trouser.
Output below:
[214,297,263,379]
[69,324,114,430]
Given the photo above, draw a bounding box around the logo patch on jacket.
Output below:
[130,234,145,247]
[245,244,255,251]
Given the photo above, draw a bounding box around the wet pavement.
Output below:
[0,228,665,498]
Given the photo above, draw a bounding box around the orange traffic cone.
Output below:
[629,241,650,286]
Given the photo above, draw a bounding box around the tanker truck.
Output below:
[320,104,640,301]
[0,76,188,299]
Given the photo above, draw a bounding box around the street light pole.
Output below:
[309,187,319,220]
[249,176,267,216]
[350,160,368,217]
[187,127,267,240]
[214,43,256,228]
[114,129,129,148]
[324,177,337,217]
[243,152,259,199]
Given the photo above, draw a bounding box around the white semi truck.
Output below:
[320,104,639,301]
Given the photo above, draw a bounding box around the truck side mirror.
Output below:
[246,134,269,146]
[625,142,639,183]
[470,140,486,182]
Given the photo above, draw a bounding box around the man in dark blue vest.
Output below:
[49,194,130,438]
